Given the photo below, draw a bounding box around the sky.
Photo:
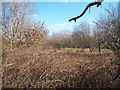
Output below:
[32,1,118,35]
[0,1,119,35]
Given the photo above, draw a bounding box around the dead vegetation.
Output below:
[2,46,120,88]
[1,2,120,89]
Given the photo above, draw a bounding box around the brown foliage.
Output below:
[2,46,120,88]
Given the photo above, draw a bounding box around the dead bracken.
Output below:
[2,46,120,88]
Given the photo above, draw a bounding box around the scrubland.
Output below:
[2,45,120,89]
[1,2,120,89]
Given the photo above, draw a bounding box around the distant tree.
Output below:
[71,22,93,51]
[47,31,72,48]
[93,26,105,54]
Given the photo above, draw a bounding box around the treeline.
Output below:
[46,4,120,80]
[47,22,95,50]
[1,3,119,57]
[0,2,120,80]
[47,5,120,55]
[1,2,119,54]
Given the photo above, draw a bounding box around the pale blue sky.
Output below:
[0,1,118,35]
[32,2,118,34]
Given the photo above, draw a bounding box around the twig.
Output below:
[4,63,14,68]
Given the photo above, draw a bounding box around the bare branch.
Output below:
[69,2,103,22]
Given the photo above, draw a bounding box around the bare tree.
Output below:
[71,22,93,51]
[1,2,35,47]
[93,26,105,54]
[47,30,72,48]
[1,2,48,47]
[94,5,120,80]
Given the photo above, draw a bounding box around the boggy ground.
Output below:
[2,46,120,88]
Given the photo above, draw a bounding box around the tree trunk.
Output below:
[115,56,120,80]
[98,43,101,54]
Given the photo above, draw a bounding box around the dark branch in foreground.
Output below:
[69,2,103,22]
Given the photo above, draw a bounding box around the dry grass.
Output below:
[2,46,120,88]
